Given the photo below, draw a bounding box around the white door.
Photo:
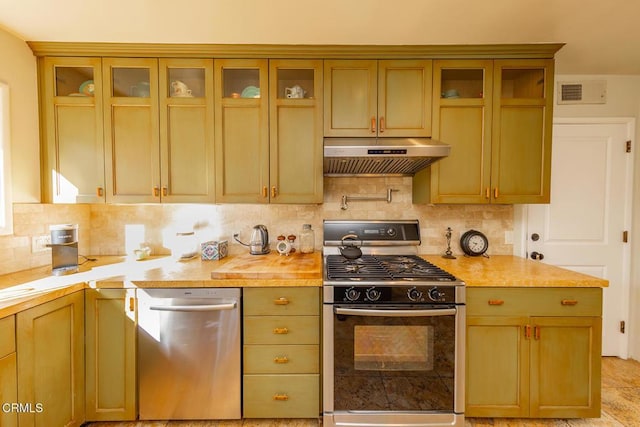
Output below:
[526,118,634,358]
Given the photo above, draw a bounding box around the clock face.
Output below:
[460,230,489,256]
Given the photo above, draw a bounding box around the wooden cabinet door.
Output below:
[40,57,105,203]
[269,59,323,203]
[323,60,377,137]
[466,315,530,417]
[103,58,160,203]
[0,315,17,427]
[214,59,269,203]
[85,289,136,421]
[377,59,432,137]
[491,59,554,204]
[159,58,215,203]
[530,316,602,418]
[414,60,493,204]
[16,291,85,427]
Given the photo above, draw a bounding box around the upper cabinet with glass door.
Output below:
[269,60,323,204]
[102,58,160,203]
[214,59,269,203]
[40,57,105,203]
[413,60,493,204]
[491,59,553,204]
[159,59,215,203]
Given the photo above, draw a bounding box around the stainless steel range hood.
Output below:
[323,137,451,176]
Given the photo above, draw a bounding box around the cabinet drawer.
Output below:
[244,287,319,316]
[243,374,319,418]
[0,315,15,358]
[244,344,319,374]
[468,288,602,317]
[244,315,319,345]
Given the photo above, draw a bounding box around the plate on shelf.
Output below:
[79,80,95,96]
[240,85,260,98]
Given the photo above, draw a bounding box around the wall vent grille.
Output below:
[557,80,607,105]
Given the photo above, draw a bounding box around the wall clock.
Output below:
[460,229,489,257]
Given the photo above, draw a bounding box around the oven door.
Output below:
[322,303,465,427]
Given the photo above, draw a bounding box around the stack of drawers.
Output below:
[243,287,320,418]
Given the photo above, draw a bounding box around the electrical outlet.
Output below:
[31,234,51,253]
[504,230,514,245]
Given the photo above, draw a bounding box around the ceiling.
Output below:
[0,0,637,75]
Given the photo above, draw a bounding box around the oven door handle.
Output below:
[334,307,456,317]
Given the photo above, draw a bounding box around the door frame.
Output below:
[514,116,635,358]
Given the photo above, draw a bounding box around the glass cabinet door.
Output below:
[111,67,151,97]
[440,68,485,99]
[500,68,546,99]
[55,66,95,97]
[275,68,315,99]
[167,67,206,98]
[221,68,261,98]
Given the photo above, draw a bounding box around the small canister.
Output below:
[299,224,314,254]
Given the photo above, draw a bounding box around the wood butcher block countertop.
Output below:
[424,254,608,288]
[0,252,607,318]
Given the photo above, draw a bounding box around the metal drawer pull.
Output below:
[274,356,289,364]
[488,299,504,305]
[273,327,289,334]
[561,299,578,306]
[273,394,289,401]
[274,297,290,305]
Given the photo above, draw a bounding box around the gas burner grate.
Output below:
[325,255,457,282]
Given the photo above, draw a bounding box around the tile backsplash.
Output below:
[1,177,513,276]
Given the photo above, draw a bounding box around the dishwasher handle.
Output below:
[149,302,237,312]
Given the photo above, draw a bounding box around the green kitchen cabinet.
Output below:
[0,315,17,427]
[85,288,137,421]
[215,59,323,203]
[40,57,106,203]
[414,58,554,204]
[466,287,602,418]
[243,287,321,418]
[324,59,432,137]
[16,291,85,427]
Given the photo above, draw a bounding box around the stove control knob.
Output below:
[428,287,445,302]
[345,287,361,302]
[386,227,397,237]
[366,287,381,302]
[407,287,423,302]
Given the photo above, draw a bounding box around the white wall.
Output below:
[0,27,39,203]
[553,74,640,360]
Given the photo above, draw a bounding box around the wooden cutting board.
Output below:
[210,251,322,279]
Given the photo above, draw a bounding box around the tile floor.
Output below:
[86,357,640,427]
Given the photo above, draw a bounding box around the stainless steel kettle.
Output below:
[249,225,270,255]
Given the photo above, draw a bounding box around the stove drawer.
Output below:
[243,374,319,418]
[244,287,319,316]
[244,315,320,345]
[244,344,319,374]
[467,288,602,317]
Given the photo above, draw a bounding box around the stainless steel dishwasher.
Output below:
[137,288,241,420]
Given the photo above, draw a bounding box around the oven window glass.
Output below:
[354,325,434,371]
[334,308,456,411]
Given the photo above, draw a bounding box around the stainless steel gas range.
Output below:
[322,219,465,427]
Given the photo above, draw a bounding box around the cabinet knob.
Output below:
[162,186,168,197]
[488,299,504,306]
[274,356,289,364]
[262,186,268,198]
[273,394,289,401]
[271,186,277,198]
[494,187,499,199]
[379,117,385,133]
[273,327,289,334]
[524,324,532,339]
[274,297,290,305]
[96,187,104,197]
[153,186,160,197]
[561,299,578,306]
[485,187,490,199]
[370,117,377,133]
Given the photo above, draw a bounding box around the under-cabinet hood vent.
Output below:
[323,137,450,176]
